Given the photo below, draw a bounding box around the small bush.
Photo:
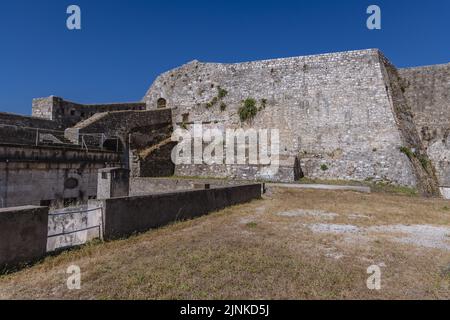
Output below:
[218,87,228,99]
[320,164,329,171]
[418,155,430,171]
[238,98,258,122]
[400,146,414,159]
[220,102,227,112]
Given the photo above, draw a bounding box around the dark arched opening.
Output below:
[103,139,124,152]
[157,98,167,109]
[294,156,304,181]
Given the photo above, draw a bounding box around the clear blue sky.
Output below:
[0,0,449,115]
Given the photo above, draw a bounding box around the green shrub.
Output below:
[320,164,329,171]
[220,102,227,112]
[419,156,429,170]
[399,146,414,159]
[218,87,228,99]
[238,98,258,122]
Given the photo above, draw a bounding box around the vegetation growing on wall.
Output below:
[218,87,228,99]
[239,98,258,122]
[205,86,228,110]
[400,146,432,174]
[400,146,414,159]
[238,98,269,122]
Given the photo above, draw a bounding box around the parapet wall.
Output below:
[0,206,48,269]
[97,184,262,240]
[0,112,61,130]
[32,96,146,129]
[144,49,418,187]
[130,177,245,196]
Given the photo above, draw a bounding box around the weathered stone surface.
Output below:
[97,167,130,199]
[0,145,121,207]
[143,49,421,188]
[32,96,146,129]
[399,63,450,188]
[0,206,48,269]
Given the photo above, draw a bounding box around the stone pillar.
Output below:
[97,168,130,199]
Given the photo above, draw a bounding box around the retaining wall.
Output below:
[0,206,48,269]
[97,184,262,240]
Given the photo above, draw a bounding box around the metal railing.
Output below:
[48,206,104,247]
[0,124,121,152]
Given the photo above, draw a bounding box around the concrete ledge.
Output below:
[98,184,262,240]
[0,206,48,269]
[268,183,371,193]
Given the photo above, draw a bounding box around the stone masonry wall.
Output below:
[32,96,146,129]
[144,49,417,187]
[399,64,450,188]
[0,112,61,130]
[71,109,175,177]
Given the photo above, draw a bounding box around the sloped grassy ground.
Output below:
[0,188,449,300]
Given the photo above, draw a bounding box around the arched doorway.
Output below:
[157,98,167,109]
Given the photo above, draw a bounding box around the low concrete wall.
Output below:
[0,206,48,269]
[47,205,103,252]
[98,184,262,240]
[130,177,245,196]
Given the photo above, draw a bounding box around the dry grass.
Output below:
[0,188,449,300]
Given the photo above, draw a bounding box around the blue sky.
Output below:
[0,0,449,115]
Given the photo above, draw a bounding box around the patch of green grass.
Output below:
[297,177,419,197]
[246,222,258,228]
[238,98,258,122]
[320,164,329,171]
[369,182,418,197]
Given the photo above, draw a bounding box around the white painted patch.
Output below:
[348,213,371,220]
[369,225,450,251]
[305,222,450,251]
[277,209,339,220]
[308,224,360,234]
[439,187,450,200]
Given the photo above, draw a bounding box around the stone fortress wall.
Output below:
[144,49,447,195]
[399,64,450,189]
[0,48,448,203]
[32,96,146,129]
